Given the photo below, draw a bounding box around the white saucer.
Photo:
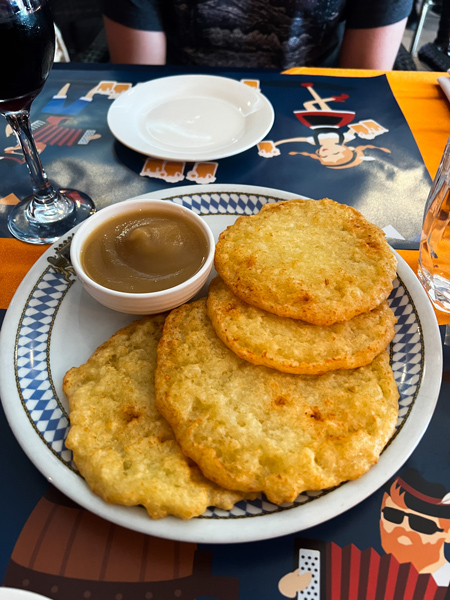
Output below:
[107,74,274,161]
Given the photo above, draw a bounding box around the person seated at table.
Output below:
[98,0,413,71]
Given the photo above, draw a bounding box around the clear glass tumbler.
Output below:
[418,136,450,313]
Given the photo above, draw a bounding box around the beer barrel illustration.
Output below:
[4,487,239,600]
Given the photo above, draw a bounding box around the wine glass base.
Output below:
[7,189,96,245]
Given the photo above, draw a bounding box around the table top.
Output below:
[1,64,450,600]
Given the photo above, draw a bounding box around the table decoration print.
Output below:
[0,186,442,544]
[0,0,95,245]
[2,65,450,600]
[0,68,431,240]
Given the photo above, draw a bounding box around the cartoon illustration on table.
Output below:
[41,80,221,185]
[278,468,450,598]
[0,78,220,186]
[380,469,450,587]
[41,81,133,116]
[0,80,132,162]
[259,82,390,169]
[2,487,239,600]
[140,158,219,184]
[2,115,101,164]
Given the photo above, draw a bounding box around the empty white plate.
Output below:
[107,74,274,161]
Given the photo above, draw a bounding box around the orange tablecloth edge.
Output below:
[1,239,448,327]
[0,239,49,310]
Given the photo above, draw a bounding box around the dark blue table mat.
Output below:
[0,64,431,241]
[1,65,447,600]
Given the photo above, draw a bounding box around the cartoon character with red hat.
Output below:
[258,82,390,169]
[381,468,450,586]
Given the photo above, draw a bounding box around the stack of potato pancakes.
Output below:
[64,198,400,520]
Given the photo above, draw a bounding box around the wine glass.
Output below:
[0,0,95,245]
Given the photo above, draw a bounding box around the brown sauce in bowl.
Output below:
[80,210,209,293]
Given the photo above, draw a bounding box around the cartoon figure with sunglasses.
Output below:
[278,468,450,598]
[380,468,450,587]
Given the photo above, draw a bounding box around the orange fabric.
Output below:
[0,239,49,309]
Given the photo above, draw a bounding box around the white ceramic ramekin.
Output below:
[70,198,215,314]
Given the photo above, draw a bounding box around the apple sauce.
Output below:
[80,210,208,293]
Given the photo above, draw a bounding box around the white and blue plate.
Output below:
[0,185,442,544]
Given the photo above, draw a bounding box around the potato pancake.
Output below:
[155,299,399,505]
[64,315,252,520]
[214,198,397,325]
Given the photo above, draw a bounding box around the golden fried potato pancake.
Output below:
[64,315,250,520]
[207,276,396,375]
[214,198,397,325]
[155,299,399,505]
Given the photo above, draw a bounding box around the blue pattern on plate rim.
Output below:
[13,192,423,519]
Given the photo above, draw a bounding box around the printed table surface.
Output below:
[1,64,450,600]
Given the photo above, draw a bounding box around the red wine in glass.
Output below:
[0,0,95,244]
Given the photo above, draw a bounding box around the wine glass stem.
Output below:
[5,109,57,203]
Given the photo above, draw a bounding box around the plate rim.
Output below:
[0,589,52,600]
[0,185,443,544]
[106,74,275,162]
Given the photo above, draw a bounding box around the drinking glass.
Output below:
[417,136,450,313]
[0,0,95,245]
